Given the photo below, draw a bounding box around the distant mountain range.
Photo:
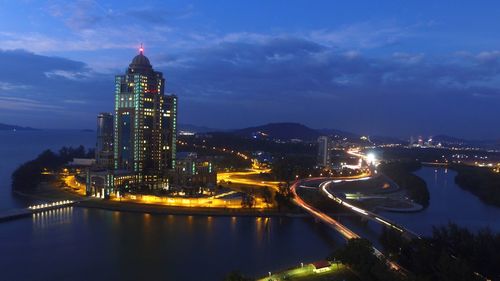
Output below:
[0,123,37,131]
[232,122,322,141]
[183,122,406,143]
[317,128,360,139]
[3,121,497,148]
[432,135,500,149]
[194,122,500,149]
[179,124,221,133]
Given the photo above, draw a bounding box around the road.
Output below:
[290,178,359,239]
[291,178,404,272]
[320,179,421,240]
[217,168,282,191]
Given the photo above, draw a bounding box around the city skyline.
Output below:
[1,1,500,138]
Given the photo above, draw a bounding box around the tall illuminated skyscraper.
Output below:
[113,46,177,187]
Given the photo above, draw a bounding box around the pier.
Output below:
[0,200,77,222]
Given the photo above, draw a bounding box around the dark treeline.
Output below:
[380,147,495,162]
[271,154,317,182]
[330,238,403,281]
[452,164,500,207]
[378,161,430,207]
[380,223,500,281]
[223,271,251,281]
[12,146,94,190]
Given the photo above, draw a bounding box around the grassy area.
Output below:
[256,263,360,281]
[332,175,397,194]
[378,161,429,207]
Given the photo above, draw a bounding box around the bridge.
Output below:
[320,180,421,240]
[0,200,78,222]
[290,178,404,272]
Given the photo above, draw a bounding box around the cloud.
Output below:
[0,81,30,91]
[392,52,425,64]
[154,37,500,137]
[0,24,499,137]
[0,96,63,111]
[45,0,113,31]
[307,21,417,49]
[164,38,500,102]
[0,49,93,83]
[0,49,110,127]
[45,70,93,80]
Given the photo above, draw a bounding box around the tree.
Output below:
[241,193,255,208]
[331,238,403,281]
[262,187,273,207]
[224,271,251,281]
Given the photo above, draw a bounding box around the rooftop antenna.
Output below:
[139,43,144,55]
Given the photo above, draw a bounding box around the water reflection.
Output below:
[3,207,342,281]
[32,206,73,229]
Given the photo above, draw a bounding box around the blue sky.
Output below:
[0,0,499,138]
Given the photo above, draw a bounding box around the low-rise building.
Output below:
[170,152,217,190]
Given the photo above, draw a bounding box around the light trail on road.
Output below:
[320,178,420,239]
[217,168,282,191]
[291,178,405,273]
[290,178,359,240]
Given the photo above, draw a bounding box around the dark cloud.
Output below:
[158,38,500,138]
[0,37,499,138]
[0,49,111,128]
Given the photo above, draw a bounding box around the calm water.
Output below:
[382,167,500,235]
[0,130,337,281]
[2,131,500,280]
[0,208,336,281]
[0,130,95,210]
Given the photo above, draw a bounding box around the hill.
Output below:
[232,122,321,141]
[0,123,37,131]
[179,123,221,133]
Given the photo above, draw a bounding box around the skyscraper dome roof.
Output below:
[129,44,152,71]
[130,53,151,68]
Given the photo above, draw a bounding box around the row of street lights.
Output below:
[28,200,74,210]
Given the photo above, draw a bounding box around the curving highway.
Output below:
[320,179,421,240]
[290,178,359,240]
[290,177,405,272]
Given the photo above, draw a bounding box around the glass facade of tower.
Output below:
[113,50,177,187]
[96,112,114,169]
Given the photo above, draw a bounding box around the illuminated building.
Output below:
[113,45,177,188]
[96,112,114,169]
[164,94,178,169]
[317,136,330,167]
[172,152,216,190]
[86,46,178,196]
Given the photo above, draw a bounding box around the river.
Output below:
[381,167,500,235]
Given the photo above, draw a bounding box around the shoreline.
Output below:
[13,182,307,218]
[77,199,308,218]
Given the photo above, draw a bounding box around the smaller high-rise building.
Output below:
[163,94,178,169]
[317,136,330,167]
[96,113,114,169]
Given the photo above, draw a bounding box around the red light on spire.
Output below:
[139,43,144,54]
